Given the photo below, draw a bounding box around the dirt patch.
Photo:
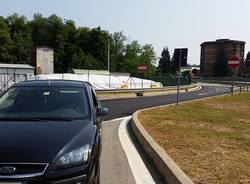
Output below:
[138,92,250,184]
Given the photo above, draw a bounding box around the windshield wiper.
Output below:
[0,117,47,121]
[39,117,74,121]
[0,117,84,121]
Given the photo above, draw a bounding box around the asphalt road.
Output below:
[100,83,232,184]
[102,83,232,120]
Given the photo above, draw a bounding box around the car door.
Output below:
[88,85,102,171]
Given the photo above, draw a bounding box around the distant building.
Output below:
[31,47,54,75]
[200,39,245,77]
[0,63,34,91]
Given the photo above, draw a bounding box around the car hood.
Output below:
[0,120,95,163]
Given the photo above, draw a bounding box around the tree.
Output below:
[7,13,32,64]
[110,32,126,72]
[0,13,158,75]
[213,48,230,77]
[72,49,100,70]
[0,17,14,63]
[29,13,51,46]
[122,41,141,76]
[60,20,78,72]
[245,52,250,68]
[158,47,172,75]
[242,51,250,77]
[139,44,157,77]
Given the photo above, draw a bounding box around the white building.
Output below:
[0,63,34,91]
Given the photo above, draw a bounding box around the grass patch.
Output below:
[138,93,250,184]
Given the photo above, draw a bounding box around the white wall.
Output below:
[0,68,34,75]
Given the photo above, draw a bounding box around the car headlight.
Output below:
[55,145,90,170]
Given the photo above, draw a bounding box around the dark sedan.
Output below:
[0,80,108,184]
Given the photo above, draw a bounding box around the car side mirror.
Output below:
[97,107,109,117]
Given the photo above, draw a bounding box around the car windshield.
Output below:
[0,86,90,120]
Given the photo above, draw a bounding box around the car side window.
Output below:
[0,88,16,109]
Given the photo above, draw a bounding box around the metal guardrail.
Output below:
[95,84,197,93]
[196,77,250,82]
[197,80,250,86]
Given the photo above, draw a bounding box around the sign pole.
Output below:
[141,77,143,89]
[231,70,234,96]
[228,56,240,96]
[177,49,182,106]
[231,73,234,96]
[138,64,147,89]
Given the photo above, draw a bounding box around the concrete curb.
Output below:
[131,111,194,184]
[98,84,201,100]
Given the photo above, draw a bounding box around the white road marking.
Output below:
[118,116,156,184]
[198,92,209,96]
[103,116,129,123]
[215,87,221,92]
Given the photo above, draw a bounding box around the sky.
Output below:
[0,0,250,65]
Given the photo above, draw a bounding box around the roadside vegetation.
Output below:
[138,93,250,184]
[0,13,156,76]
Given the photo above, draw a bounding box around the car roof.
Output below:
[14,80,88,88]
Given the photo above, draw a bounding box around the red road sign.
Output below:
[138,64,147,73]
[228,56,240,68]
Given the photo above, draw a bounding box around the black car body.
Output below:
[0,80,108,184]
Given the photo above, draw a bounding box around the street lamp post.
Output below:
[108,40,111,89]
[176,49,182,106]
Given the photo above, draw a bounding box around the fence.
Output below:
[0,73,28,92]
[148,76,192,86]
[196,77,250,82]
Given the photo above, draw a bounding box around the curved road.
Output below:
[100,83,232,184]
[102,83,232,120]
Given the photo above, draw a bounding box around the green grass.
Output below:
[138,93,250,184]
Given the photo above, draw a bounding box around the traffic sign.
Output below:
[228,56,240,68]
[138,64,147,73]
[173,48,188,68]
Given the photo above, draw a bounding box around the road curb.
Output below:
[131,111,194,184]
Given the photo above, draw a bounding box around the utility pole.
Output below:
[108,40,111,88]
[108,40,110,72]
[228,56,240,96]
[231,72,234,96]
[177,49,182,106]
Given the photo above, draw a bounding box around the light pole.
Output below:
[108,40,111,88]
[177,49,182,106]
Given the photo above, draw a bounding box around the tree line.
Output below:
[243,51,250,77]
[0,13,157,77]
[157,47,190,77]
